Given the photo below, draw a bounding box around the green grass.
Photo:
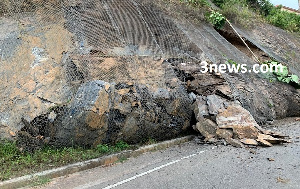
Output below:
[211,0,300,33]
[266,6,300,33]
[28,176,51,187]
[220,0,261,28]
[0,140,132,181]
[180,0,210,8]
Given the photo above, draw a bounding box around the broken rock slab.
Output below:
[193,119,218,139]
[193,96,290,148]
[207,95,226,115]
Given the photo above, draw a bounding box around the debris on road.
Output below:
[267,158,275,161]
[277,177,290,184]
[193,96,291,148]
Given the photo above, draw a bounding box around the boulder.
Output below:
[207,95,226,115]
[193,119,218,139]
[39,80,193,147]
[216,104,260,139]
[192,94,290,147]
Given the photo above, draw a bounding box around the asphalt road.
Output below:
[37,118,300,189]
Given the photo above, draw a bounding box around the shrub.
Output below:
[180,0,210,7]
[246,0,273,16]
[266,6,300,33]
[217,0,260,27]
[212,0,224,7]
[263,61,300,86]
[211,0,300,33]
[208,11,226,29]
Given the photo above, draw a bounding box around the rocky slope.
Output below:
[0,0,299,150]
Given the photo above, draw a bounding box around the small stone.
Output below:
[9,130,16,137]
[48,111,57,122]
[258,134,284,144]
[104,83,111,91]
[267,158,275,161]
[277,177,290,184]
[226,138,244,148]
[241,139,259,146]
[117,88,131,95]
[189,92,197,101]
[206,137,217,143]
[216,85,232,98]
[257,138,273,147]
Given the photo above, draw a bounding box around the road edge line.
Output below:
[0,135,195,189]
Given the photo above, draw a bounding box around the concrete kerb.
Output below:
[0,135,195,189]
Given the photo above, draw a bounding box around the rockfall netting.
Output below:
[1,0,299,151]
[0,0,205,151]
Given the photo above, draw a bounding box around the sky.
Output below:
[269,0,299,10]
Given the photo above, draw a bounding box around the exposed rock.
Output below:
[193,119,218,139]
[1,0,300,152]
[207,95,226,115]
[216,128,233,140]
[15,80,192,149]
[193,98,290,147]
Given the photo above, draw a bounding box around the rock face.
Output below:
[52,80,192,147]
[0,0,299,150]
[17,80,192,148]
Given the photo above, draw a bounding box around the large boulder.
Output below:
[20,80,192,147]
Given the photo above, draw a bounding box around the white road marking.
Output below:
[78,150,205,189]
[101,150,206,189]
[75,146,216,189]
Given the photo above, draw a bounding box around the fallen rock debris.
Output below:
[193,95,291,148]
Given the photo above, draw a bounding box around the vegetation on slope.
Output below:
[180,0,300,33]
[212,0,300,33]
[0,140,132,181]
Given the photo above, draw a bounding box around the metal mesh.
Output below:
[0,0,206,151]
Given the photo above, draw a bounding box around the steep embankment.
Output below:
[0,0,299,149]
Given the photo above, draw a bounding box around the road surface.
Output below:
[36,118,300,189]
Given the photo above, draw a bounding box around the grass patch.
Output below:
[180,0,210,8]
[218,0,262,28]
[211,0,300,33]
[28,176,51,187]
[266,6,300,33]
[0,140,133,181]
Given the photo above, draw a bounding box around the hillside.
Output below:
[0,0,299,150]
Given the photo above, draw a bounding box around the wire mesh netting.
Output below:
[2,0,299,154]
[0,0,209,151]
